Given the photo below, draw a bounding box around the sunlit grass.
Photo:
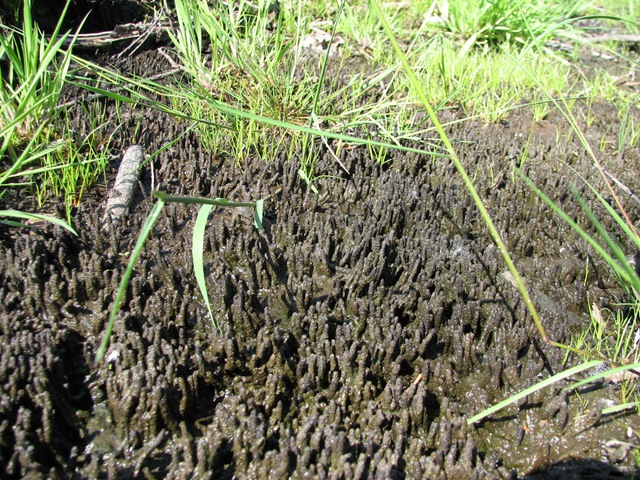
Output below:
[0,0,107,228]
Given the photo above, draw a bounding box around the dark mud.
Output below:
[2,10,640,480]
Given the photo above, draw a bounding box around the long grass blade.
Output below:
[94,198,165,363]
[192,204,218,329]
[572,188,640,293]
[566,164,640,251]
[602,402,640,415]
[564,362,640,392]
[518,172,637,291]
[153,191,256,208]
[467,359,603,424]
[0,209,77,234]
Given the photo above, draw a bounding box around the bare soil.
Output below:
[1,3,640,479]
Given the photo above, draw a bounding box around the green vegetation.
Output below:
[0,0,108,226]
[94,192,264,363]
[434,0,587,52]
[1,0,639,428]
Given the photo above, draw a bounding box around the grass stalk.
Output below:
[370,0,549,344]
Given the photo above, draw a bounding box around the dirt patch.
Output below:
[2,6,640,480]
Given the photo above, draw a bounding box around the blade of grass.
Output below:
[94,198,165,363]
[96,191,265,362]
[0,209,77,234]
[518,172,640,294]
[564,362,640,392]
[254,198,264,230]
[0,120,62,185]
[566,164,640,252]
[505,25,640,240]
[573,188,640,293]
[153,191,257,208]
[467,359,603,424]
[193,204,217,329]
[602,402,640,415]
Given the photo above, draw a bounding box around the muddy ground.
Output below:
[2,3,640,479]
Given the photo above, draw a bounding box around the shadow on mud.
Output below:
[524,458,639,479]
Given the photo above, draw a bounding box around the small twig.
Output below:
[311,114,350,175]
[133,429,167,476]
[587,34,640,43]
[601,167,640,207]
[321,136,350,175]
[49,21,174,50]
[117,9,169,59]
[157,47,188,72]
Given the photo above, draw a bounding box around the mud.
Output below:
[2,5,640,480]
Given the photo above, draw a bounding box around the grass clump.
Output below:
[166,0,323,162]
[573,298,640,412]
[433,0,589,53]
[0,0,109,226]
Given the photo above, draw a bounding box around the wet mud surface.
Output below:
[2,9,640,480]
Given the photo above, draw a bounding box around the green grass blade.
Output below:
[0,209,77,235]
[66,81,134,104]
[254,199,264,230]
[94,198,165,363]
[571,189,640,293]
[192,204,218,330]
[153,191,256,208]
[311,1,345,114]
[0,220,30,228]
[602,402,640,415]
[518,172,636,290]
[564,362,640,392]
[467,359,603,424]
[566,163,640,252]
[0,123,62,186]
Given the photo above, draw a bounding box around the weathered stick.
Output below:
[103,145,145,223]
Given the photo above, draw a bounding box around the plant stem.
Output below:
[370,0,549,343]
[153,191,256,208]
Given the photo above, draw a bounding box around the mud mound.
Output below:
[2,46,640,480]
